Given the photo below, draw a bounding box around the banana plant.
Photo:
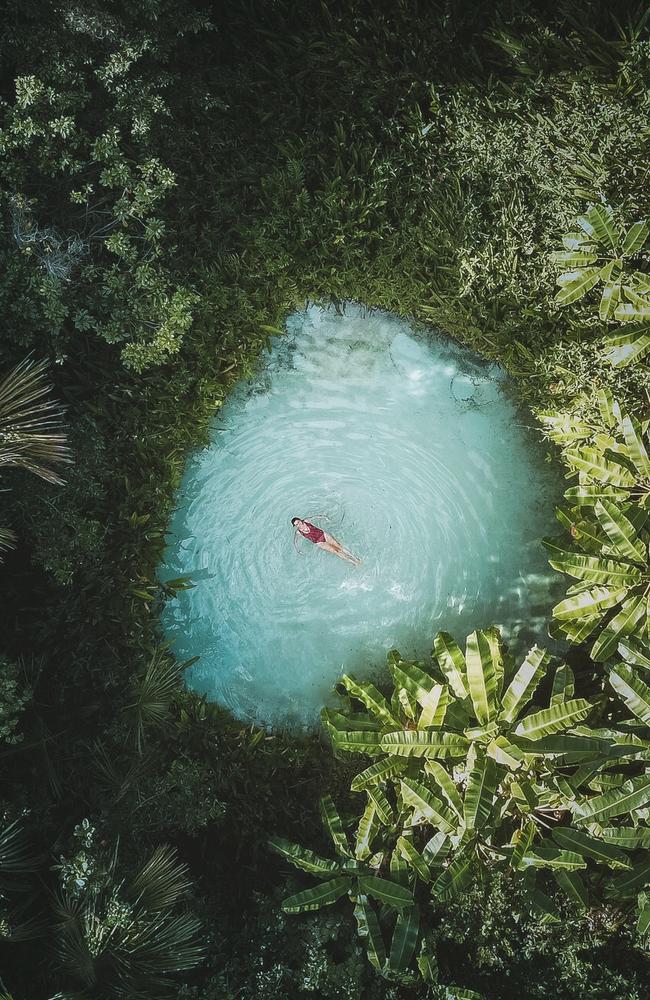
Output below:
[269,794,420,981]
[322,633,623,912]
[274,630,650,980]
[539,389,650,661]
[551,204,650,366]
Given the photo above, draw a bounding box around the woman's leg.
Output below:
[329,535,362,565]
[318,540,361,565]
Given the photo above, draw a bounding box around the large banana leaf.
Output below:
[574,774,650,823]
[322,708,379,731]
[550,250,598,267]
[550,664,575,705]
[418,684,450,728]
[609,664,650,724]
[561,448,637,486]
[328,729,383,755]
[593,500,646,564]
[614,286,650,322]
[511,733,613,756]
[339,674,400,726]
[355,801,380,860]
[486,735,525,770]
[622,219,649,255]
[353,895,386,971]
[422,831,448,867]
[396,836,431,881]
[551,616,601,643]
[513,699,592,739]
[367,787,393,826]
[463,754,498,831]
[431,853,474,900]
[603,324,650,367]
[357,875,415,909]
[433,632,468,699]
[465,630,497,724]
[400,778,458,834]
[390,845,410,886]
[552,586,628,620]
[511,820,537,870]
[381,731,469,758]
[591,595,647,662]
[522,883,560,923]
[581,204,618,249]
[551,827,631,869]
[499,646,549,723]
[553,869,589,910]
[600,278,621,320]
[596,387,622,430]
[538,411,593,443]
[388,655,436,703]
[281,877,351,913]
[588,826,650,849]
[606,859,650,899]
[268,837,341,875]
[416,936,438,985]
[424,760,464,817]
[351,757,408,791]
[555,267,601,305]
[320,795,352,857]
[545,546,642,585]
[389,906,420,972]
[618,636,650,670]
[620,414,650,478]
[564,484,629,504]
[520,848,586,871]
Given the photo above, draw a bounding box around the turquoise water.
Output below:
[160,304,563,729]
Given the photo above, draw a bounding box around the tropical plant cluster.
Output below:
[272,626,650,988]
[1,1,650,998]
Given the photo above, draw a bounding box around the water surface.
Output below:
[160,304,562,728]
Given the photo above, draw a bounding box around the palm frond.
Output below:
[130,845,192,913]
[0,818,42,890]
[0,524,17,563]
[0,357,72,484]
[123,649,186,752]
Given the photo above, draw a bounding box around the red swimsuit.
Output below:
[301,521,326,544]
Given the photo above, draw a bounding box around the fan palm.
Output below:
[0,357,72,483]
[0,356,72,557]
[50,843,203,999]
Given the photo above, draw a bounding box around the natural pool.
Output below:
[160,304,563,729]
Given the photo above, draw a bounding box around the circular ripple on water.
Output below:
[160,304,563,729]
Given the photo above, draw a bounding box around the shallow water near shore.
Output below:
[160,303,563,729]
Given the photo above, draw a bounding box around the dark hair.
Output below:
[291,516,300,525]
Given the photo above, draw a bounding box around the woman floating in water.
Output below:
[291,517,362,566]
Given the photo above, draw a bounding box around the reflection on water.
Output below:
[159,304,564,729]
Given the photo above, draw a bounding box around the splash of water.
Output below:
[160,304,563,729]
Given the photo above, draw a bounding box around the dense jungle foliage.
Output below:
[1,1,650,997]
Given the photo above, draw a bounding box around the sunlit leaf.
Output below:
[268,837,340,876]
[353,895,386,971]
[591,596,646,662]
[357,875,415,909]
[574,774,650,823]
[463,753,498,831]
[609,664,650,725]
[282,877,351,913]
[433,632,468,699]
[400,778,458,833]
[381,731,469,759]
[514,699,592,740]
